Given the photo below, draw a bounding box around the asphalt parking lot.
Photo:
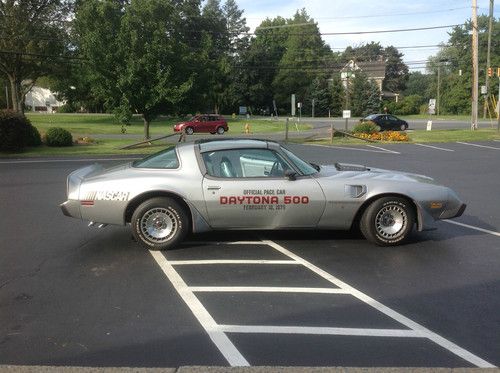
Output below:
[1,141,499,368]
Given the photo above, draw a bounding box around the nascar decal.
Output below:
[83,191,130,202]
[219,189,309,210]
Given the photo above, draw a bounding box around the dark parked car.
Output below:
[174,114,228,135]
[361,114,408,131]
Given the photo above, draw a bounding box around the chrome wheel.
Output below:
[185,127,194,135]
[375,204,407,239]
[360,197,415,246]
[140,207,177,243]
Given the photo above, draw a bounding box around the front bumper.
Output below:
[440,203,466,219]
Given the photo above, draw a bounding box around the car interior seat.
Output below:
[220,157,236,178]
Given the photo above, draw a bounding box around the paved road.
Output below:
[298,117,496,131]
[1,141,499,368]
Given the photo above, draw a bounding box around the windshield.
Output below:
[281,146,318,176]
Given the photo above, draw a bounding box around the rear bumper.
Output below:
[60,200,81,219]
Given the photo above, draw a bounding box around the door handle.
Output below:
[207,186,221,190]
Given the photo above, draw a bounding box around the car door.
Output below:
[201,148,325,228]
[387,115,402,130]
[378,115,390,130]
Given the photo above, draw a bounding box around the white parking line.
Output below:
[444,220,500,237]
[190,286,350,294]
[219,325,421,338]
[149,250,249,366]
[365,145,401,154]
[309,144,390,154]
[150,240,495,368]
[456,142,500,150]
[263,240,495,368]
[414,143,454,152]
[169,259,298,265]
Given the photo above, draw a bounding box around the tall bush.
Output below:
[0,110,41,151]
[46,127,73,147]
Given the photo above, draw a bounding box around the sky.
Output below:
[236,0,498,71]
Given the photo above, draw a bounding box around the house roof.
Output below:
[341,60,386,79]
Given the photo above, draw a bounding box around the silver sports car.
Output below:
[61,139,466,249]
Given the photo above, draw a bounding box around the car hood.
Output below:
[317,163,437,184]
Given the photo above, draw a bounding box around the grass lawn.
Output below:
[304,128,500,146]
[26,113,310,136]
[5,139,170,157]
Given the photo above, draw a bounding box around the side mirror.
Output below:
[284,170,297,181]
[309,163,320,171]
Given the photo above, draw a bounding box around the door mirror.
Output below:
[285,169,297,181]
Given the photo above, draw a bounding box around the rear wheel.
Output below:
[131,197,188,250]
[360,197,415,246]
[185,127,194,135]
[216,126,225,135]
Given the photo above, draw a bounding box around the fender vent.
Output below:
[345,184,367,198]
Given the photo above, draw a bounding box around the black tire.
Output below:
[216,126,225,135]
[185,127,194,135]
[400,123,408,131]
[360,197,415,246]
[131,197,188,250]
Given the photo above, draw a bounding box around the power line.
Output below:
[318,24,461,36]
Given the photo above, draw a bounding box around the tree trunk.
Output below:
[8,75,23,113]
[143,116,150,140]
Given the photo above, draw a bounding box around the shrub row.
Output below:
[0,110,73,151]
[351,120,409,142]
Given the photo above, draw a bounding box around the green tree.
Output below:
[350,72,373,117]
[404,71,433,99]
[383,46,408,93]
[308,75,331,116]
[427,16,499,115]
[0,0,72,112]
[329,74,345,116]
[117,0,194,138]
[238,16,289,113]
[364,79,381,116]
[272,9,330,113]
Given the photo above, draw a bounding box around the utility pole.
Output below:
[484,0,494,119]
[437,65,441,116]
[471,0,479,130]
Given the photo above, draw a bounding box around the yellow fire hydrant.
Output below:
[244,123,250,134]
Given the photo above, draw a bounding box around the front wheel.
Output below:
[131,197,188,250]
[185,127,194,135]
[400,123,408,131]
[360,197,415,246]
[216,126,225,135]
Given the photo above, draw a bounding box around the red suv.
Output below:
[174,114,228,135]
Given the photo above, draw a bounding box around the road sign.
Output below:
[428,99,436,115]
[342,110,351,119]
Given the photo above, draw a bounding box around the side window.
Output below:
[133,147,179,169]
[202,149,291,178]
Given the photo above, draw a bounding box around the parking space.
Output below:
[151,239,494,367]
[1,141,500,368]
